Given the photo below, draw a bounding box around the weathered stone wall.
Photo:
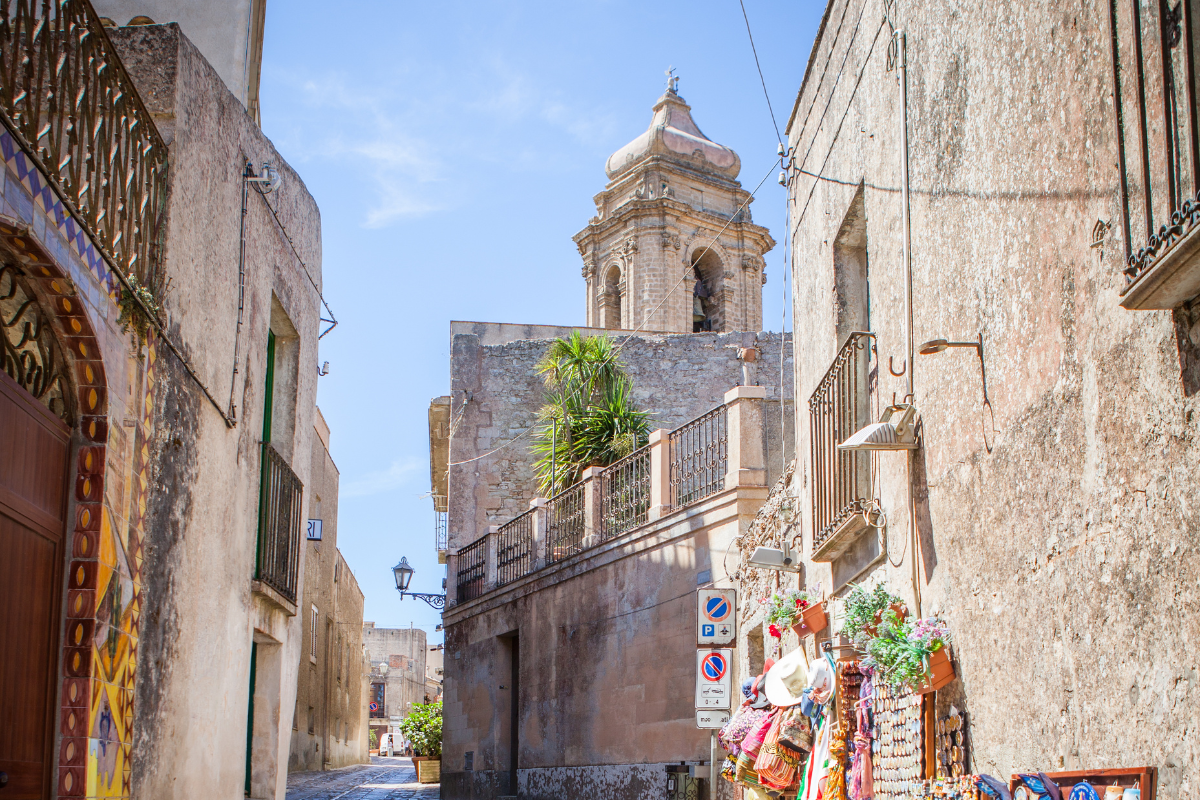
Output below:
[289,412,368,772]
[442,488,754,800]
[109,24,323,800]
[446,324,793,550]
[779,0,1200,792]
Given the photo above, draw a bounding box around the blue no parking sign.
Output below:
[697,588,736,646]
[695,649,733,709]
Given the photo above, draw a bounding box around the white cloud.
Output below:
[341,457,423,498]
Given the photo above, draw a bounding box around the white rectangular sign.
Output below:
[696,709,730,729]
[307,519,323,541]
[697,588,736,646]
[695,649,733,709]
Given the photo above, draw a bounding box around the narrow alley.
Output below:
[286,757,438,800]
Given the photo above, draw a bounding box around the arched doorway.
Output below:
[0,262,74,798]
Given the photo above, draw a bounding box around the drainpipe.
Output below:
[896,30,923,618]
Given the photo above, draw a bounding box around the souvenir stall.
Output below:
[718,585,1155,800]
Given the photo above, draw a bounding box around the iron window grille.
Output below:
[455,534,487,603]
[1109,0,1200,282]
[670,405,728,508]
[546,481,587,563]
[256,442,304,604]
[599,444,651,539]
[496,507,535,586]
[434,508,448,552]
[808,331,875,550]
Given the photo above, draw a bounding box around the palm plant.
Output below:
[531,333,650,494]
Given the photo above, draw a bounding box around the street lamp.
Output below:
[392,557,446,610]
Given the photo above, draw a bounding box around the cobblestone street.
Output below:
[286,757,439,800]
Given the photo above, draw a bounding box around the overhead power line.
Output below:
[738,0,784,147]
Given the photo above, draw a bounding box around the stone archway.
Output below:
[0,213,156,799]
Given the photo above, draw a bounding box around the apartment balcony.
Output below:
[444,385,767,613]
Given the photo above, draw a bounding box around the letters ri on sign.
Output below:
[307,519,323,541]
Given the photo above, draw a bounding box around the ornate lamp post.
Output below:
[392,557,446,610]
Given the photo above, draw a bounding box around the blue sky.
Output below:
[259,1,823,643]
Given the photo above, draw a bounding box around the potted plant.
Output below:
[763,587,826,638]
[862,612,954,693]
[841,583,905,645]
[399,701,443,783]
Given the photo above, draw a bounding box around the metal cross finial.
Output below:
[666,65,678,93]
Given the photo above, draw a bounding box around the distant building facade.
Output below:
[289,410,368,772]
[362,624,429,747]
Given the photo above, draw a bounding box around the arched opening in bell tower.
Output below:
[690,248,724,332]
[601,264,623,329]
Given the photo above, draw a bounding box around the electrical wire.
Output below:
[254,187,339,339]
[738,0,783,147]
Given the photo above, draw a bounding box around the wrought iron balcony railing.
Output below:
[809,332,874,553]
[599,443,650,540]
[0,0,169,288]
[455,534,486,603]
[256,442,303,604]
[546,481,586,564]
[670,405,727,508]
[496,507,535,586]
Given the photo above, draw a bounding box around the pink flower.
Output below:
[768,624,782,639]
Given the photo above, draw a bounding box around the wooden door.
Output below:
[0,368,71,799]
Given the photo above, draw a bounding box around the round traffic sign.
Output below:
[701,652,727,682]
[369,702,379,712]
[704,595,731,622]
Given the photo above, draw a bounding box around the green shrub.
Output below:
[398,701,442,758]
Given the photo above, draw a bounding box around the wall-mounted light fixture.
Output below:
[917,337,989,404]
[838,403,920,451]
[748,539,801,573]
[245,161,282,194]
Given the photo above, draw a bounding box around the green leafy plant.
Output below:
[369,728,378,750]
[531,333,650,494]
[863,612,950,690]
[116,272,161,356]
[762,588,818,632]
[398,701,442,758]
[841,583,904,646]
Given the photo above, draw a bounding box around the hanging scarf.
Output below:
[824,724,850,800]
[850,672,874,800]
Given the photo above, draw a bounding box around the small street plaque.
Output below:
[696,709,731,729]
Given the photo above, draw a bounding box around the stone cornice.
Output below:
[573,199,775,254]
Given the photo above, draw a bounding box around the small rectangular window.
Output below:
[310,605,318,662]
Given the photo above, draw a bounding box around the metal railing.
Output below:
[256,442,303,603]
[0,0,169,288]
[434,510,447,551]
[455,535,487,603]
[808,331,874,550]
[546,481,587,563]
[599,444,650,540]
[670,405,728,508]
[496,508,535,586]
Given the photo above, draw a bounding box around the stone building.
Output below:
[362,624,429,747]
[434,82,791,800]
[574,80,775,333]
[0,7,326,800]
[727,0,1200,796]
[288,409,368,772]
[91,0,267,123]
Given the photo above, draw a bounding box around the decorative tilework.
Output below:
[0,211,152,800]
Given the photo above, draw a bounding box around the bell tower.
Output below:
[574,76,775,333]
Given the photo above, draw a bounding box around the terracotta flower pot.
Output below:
[864,602,908,638]
[916,646,955,694]
[790,601,828,637]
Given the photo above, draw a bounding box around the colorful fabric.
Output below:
[754,711,799,791]
[721,705,769,755]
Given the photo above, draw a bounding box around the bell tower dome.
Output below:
[574,76,775,333]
